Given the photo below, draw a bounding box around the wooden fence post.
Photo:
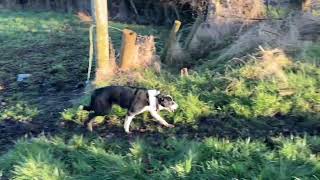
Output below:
[162,20,181,64]
[120,29,138,70]
[92,0,112,83]
[302,0,316,12]
[180,68,189,77]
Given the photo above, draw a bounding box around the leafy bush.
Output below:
[60,107,89,125]
[61,104,127,126]
[0,103,39,122]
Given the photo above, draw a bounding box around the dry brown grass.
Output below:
[217,22,282,61]
[136,36,157,66]
[166,41,192,67]
[187,0,266,58]
[214,0,266,20]
[109,39,117,71]
[258,48,292,81]
[240,48,292,84]
[217,12,320,62]
[106,70,145,87]
[77,11,93,23]
[136,35,163,72]
[94,35,162,88]
[297,12,320,41]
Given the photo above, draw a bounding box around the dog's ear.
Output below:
[156,94,164,101]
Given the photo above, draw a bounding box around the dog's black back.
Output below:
[84,86,149,116]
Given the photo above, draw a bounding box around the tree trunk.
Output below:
[5,0,15,8]
[303,0,312,12]
[206,0,215,20]
[129,0,139,16]
[92,0,112,84]
[66,0,73,13]
[115,0,129,21]
[45,0,51,10]
[59,0,65,12]
[215,0,222,16]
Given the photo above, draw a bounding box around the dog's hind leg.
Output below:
[84,100,112,132]
[124,114,136,134]
[84,112,97,132]
[124,107,149,134]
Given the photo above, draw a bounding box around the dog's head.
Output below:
[156,94,178,112]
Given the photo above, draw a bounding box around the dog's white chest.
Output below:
[148,90,160,111]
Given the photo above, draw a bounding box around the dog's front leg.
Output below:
[149,110,175,128]
[124,114,135,134]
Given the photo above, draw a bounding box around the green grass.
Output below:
[267,6,291,19]
[303,43,320,66]
[0,135,319,179]
[86,59,319,127]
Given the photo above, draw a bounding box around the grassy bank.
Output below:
[1,135,320,179]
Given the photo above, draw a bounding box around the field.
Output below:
[0,10,320,179]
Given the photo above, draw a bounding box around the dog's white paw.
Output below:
[86,123,93,132]
[79,105,84,110]
[166,124,175,128]
[125,129,132,134]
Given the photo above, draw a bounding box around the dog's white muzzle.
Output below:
[168,102,178,112]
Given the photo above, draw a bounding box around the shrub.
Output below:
[60,104,127,126]
[60,107,89,125]
[0,103,39,122]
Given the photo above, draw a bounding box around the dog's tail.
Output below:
[83,105,92,111]
[80,94,94,111]
[79,104,92,111]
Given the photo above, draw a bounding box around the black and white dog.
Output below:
[82,86,178,133]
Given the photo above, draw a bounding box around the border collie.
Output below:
[82,86,178,133]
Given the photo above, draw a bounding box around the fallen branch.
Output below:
[129,0,139,16]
